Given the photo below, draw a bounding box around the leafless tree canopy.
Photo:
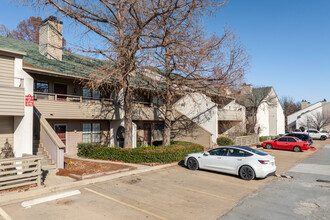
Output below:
[21,0,248,147]
[299,112,330,131]
[280,96,301,130]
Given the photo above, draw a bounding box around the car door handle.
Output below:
[217,157,222,159]
[237,159,242,161]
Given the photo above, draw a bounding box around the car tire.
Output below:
[321,136,326,140]
[265,144,273,149]
[187,157,199,170]
[293,146,301,152]
[239,165,255,181]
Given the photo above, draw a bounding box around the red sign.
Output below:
[25,94,34,106]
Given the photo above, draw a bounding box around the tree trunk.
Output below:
[162,44,172,146]
[123,76,133,148]
[163,83,172,146]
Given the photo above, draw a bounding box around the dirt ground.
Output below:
[56,157,136,177]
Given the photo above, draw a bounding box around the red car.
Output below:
[262,136,310,152]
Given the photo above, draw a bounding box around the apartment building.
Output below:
[288,100,330,132]
[0,16,246,168]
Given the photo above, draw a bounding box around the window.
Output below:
[238,147,268,156]
[209,148,227,156]
[278,138,287,142]
[34,81,49,93]
[288,138,296,142]
[82,88,100,103]
[226,148,246,157]
[82,123,101,143]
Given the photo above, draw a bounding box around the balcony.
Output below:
[218,109,244,121]
[0,76,24,116]
[133,102,165,121]
[34,92,121,120]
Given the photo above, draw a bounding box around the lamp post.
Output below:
[307,119,310,136]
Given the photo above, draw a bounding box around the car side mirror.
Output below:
[203,152,210,156]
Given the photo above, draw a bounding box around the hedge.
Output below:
[77,141,204,163]
[216,136,234,146]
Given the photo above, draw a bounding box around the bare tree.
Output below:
[299,112,330,131]
[280,96,301,130]
[22,0,202,148]
[144,1,247,145]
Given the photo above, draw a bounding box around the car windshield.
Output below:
[235,146,268,156]
[296,138,303,142]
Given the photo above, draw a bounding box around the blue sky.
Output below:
[0,0,329,104]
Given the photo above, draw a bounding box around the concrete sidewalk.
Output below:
[0,159,177,206]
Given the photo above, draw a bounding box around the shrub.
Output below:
[77,141,204,163]
[216,137,234,146]
[259,136,267,142]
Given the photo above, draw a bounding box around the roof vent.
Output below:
[39,16,63,61]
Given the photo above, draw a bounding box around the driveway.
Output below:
[0,140,328,220]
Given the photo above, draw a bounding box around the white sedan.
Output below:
[184,146,276,180]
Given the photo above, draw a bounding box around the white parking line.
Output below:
[84,188,168,220]
[0,207,12,220]
[21,190,81,208]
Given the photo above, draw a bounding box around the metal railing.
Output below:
[34,92,114,104]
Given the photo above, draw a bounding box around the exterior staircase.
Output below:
[36,143,56,170]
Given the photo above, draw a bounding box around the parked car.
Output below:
[286,133,313,145]
[185,146,276,181]
[303,129,328,140]
[262,136,310,152]
[320,130,330,138]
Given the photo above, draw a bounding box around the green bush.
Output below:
[216,137,234,146]
[259,136,267,142]
[77,141,204,163]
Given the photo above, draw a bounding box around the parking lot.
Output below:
[1,140,329,220]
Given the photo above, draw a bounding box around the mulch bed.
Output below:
[0,184,38,194]
[56,157,135,177]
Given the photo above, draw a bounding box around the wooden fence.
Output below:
[232,135,259,146]
[0,155,43,191]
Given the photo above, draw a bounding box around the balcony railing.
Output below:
[34,92,114,104]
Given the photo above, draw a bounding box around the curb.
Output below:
[275,174,293,179]
[0,162,177,206]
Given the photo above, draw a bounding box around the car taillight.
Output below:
[258,160,269,164]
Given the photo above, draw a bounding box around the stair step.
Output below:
[41,164,56,170]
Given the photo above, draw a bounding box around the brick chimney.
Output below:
[240,84,253,95]
[301,100,310,109]
[39,16,63,61]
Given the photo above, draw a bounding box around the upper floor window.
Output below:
[82,88,100,103]
[34,81,49,93]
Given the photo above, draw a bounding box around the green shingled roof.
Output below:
[0,36,104,77]
[244,87,272,107]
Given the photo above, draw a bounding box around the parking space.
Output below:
[1,139,328,220]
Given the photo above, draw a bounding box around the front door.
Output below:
[143,123,151,145]
[54,83,67,101]
[54,124,67,153]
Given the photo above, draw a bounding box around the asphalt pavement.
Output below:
[218,143,330,220]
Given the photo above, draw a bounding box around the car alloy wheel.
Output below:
[187,157,199,170]
[239,166,255,181]
[293,146,301,152]
[265,144,272,149]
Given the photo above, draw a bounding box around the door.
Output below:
[143,123,151,145]
[54,124,67,153]
[201,148,228,171]
[220,148,247,174]
[54,83,67,101]
[275,137,288,149]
